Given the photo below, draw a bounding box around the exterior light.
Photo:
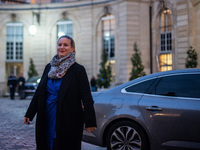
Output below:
[105,32,110,37]
[29,25,37,35]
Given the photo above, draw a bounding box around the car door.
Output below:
[139,73,200,149]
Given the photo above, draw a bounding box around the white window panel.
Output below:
[102,14,115,59]
[6,22,23,62]
[57,20,73,38]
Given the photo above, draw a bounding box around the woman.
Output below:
[24,35,97,150]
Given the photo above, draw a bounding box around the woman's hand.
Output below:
[24,117,30,124]
[85,127,96,133]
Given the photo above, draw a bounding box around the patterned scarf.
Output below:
[48,52,75,79]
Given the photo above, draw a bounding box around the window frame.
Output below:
[159,9,172,71]
[6,22,23,62]
[122,72,200,100]
[121,77,157,94]
[102,14,115,60]
[57,20,73,39]
[159,53,172,72]
[148,72,200,99]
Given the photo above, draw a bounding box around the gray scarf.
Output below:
[48,52,75,79]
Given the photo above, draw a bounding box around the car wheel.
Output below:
[106,121,149,150]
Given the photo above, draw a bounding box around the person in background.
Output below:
[17,73,26,99]
[24,35,97,150]
[90,75,97,92]
[7,72,17,100]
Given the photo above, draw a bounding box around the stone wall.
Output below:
[0,0,200,95]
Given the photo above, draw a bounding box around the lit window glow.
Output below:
[159,54,172,71]
[160,9,173,71]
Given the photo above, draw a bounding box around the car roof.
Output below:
[104,68,200,93]
[26,76,40,82]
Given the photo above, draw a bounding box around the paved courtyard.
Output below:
[0,97,106,150]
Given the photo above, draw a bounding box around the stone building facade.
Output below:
[0,0,200,96]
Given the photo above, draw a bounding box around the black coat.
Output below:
[17,76,25,90]
[25,62,97,150]
[7,75,17,87]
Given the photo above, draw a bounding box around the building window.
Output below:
[159,53,172,72]
[6,22,23,62]
[57,20,73,38]
[160,9,172,71]
[102,14,115,59]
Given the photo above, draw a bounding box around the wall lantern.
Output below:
[29,11,40,36]
[29,24,37,35]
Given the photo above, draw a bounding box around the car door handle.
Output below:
[146,106,163,111]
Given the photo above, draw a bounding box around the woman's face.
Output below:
[57,37,74,59]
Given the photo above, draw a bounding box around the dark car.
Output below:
[24,76,41,98]
[82,69,200,150]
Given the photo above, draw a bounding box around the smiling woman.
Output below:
[57,35,75,59]
[24,35,97,150]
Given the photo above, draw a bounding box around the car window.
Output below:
[125,79,156,93]
[27,77,39,82]
[155,74,200,98]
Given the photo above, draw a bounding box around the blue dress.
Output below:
[46,78,62,150]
